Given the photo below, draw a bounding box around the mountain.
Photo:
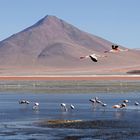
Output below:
[0,15,140,74]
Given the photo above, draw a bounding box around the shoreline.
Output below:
[0,75,140,81]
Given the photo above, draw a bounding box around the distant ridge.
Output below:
[0,15,140,74]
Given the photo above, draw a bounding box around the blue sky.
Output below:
[0,0,140,48]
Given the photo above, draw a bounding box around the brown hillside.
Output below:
[0,15,139,75]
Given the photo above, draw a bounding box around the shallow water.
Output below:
[0,91,140,139]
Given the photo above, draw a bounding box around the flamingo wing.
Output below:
[89,55,98,62]
[114,45,119,49]
[112,45,115,49]
[112,45,119,50]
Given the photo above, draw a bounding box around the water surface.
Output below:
[0,91,140,139]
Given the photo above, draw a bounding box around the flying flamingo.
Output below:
[104,45,128,53]
[80,53,107,62]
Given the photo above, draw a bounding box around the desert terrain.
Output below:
[0,15,139,77]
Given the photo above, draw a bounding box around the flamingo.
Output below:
[134,101,139,106]
[32,102,39,110]
[70,104,75,110]
[95,97,103,104]
[120,103,127,108]
[19,100,30,104]
[80,53,106,62]
[90,97,107,110]
[101,103,107,107]
[89,97,104,105]
[123,100,129,103]
[112,103,127,109]
[104,45,128,53]
[112,104,121,109]
[89,98,97,110]
[95,97,107,108]
[60,103,68,112]
[89,98,96,104]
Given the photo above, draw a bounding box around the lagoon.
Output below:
[0,91,140,139]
